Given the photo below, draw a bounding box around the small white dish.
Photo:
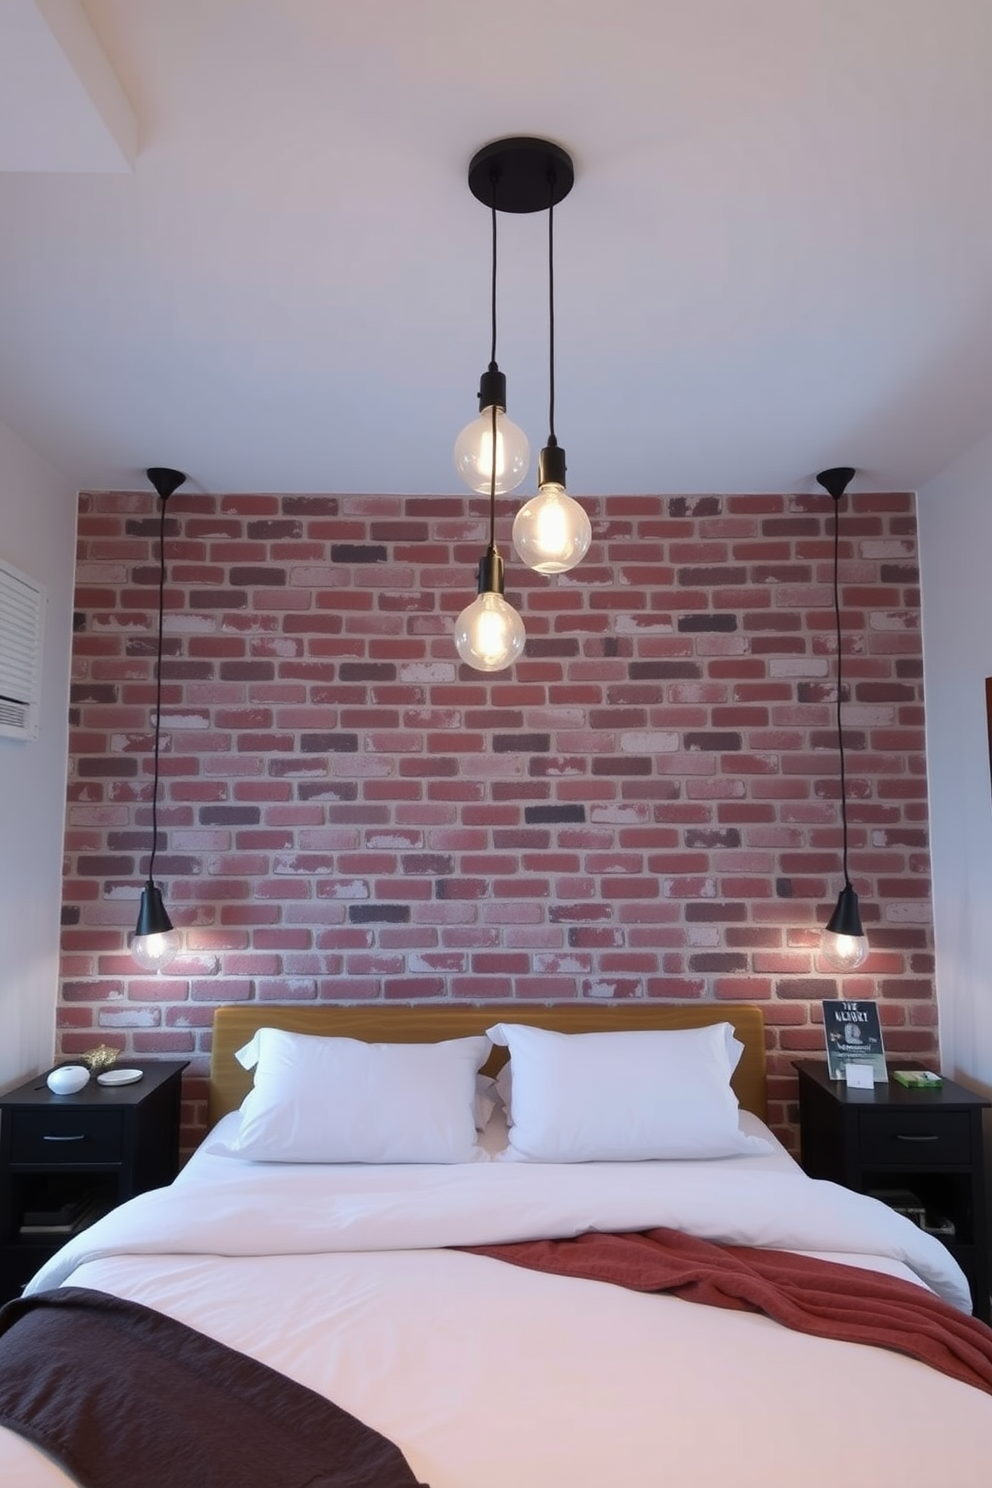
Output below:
[96,1068,144,1087]
[47,1066,91,1095]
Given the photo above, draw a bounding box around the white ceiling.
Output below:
[1,0,991,499]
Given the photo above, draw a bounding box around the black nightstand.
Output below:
[795,1061,990,1322]
[0,1060,187,1303]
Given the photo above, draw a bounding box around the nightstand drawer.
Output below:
[859,1109,971,1166]
[8,1109,124,1165]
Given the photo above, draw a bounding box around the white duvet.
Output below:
[3,1114,991,1487]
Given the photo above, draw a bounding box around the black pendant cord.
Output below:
[147,492,168,888]
[488,401,498,550]
[487,174,499,551]
[546,181,557,448]
[830,492,852,891]
[488,178,498,372]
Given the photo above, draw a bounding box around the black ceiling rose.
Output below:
[467,137,574,214]
[146,467,187,501]
[815,466,856,501]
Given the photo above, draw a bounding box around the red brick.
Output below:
[55,487,934,1153]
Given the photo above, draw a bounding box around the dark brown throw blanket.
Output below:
[462,1227,992,1397]
[0,1287,429,1488]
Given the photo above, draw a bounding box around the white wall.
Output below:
[0,421,76,1091]
[919,434,992,1096]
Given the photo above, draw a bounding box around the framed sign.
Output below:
[822,1000,887,1083]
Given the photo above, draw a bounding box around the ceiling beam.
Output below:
[0,0,136,173]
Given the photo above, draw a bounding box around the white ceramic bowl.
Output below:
[47,1065,91,1095]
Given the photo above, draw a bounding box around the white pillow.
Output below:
[485,1022,769,1162]
[228,1028,491,1163]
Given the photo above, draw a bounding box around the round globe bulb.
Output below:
[454,407,530,495]
[454,591,526,672]
[513,486,592,574]
[131,926,182,973]
[820,928,870,972]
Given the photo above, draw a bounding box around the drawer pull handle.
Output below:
[41,1134,87,1143]
[894,1133,939,1143]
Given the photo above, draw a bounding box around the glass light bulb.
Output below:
[454,591,526,672]
[819,928,869,973]
[454,406,530,495]
[131,926,182,973]
[512,485,592,574]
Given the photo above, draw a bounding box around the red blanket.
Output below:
[461,1227,992,1396]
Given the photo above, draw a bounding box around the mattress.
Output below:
[2,1108,989,1487]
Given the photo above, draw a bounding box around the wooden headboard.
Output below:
[209,1002,768,1127]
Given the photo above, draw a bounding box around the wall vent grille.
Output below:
[0,559,46,740]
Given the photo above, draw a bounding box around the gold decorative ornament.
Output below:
[80,1045,120,1073]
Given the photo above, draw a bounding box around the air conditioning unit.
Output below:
[0,559,46,740]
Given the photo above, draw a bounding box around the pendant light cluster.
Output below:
[131,466,185,974]
[816,465,869,974]
[454,137,591,672]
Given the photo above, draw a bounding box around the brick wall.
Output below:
[60,487,935,1152]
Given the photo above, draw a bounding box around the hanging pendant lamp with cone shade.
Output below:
[131,466,185,973]
[816,465,869,974]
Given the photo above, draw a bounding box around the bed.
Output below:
[1,1001,990,1487]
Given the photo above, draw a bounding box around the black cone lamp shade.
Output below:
[816,465,869,974]
[132,882,181,973]
[821,883,868,974]
[131,466,186,973]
